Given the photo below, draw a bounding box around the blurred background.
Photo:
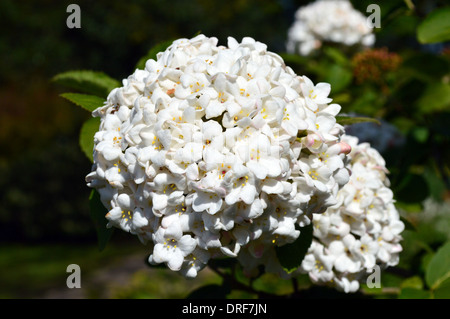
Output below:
[0,0,449,298]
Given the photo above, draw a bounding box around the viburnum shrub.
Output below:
[56,34,403,294]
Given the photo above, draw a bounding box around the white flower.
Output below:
[105,193,149,233]
[301,76,332,111]
[353,234,379,270]
[180,248,211,278]
[222,164,257,206]
[150,220,197,271]
[179,211,221,249]
[299,156,334,193]
[334,276,360,293]
[301,242,335,283]
[287,0,375,56]
[329,234,361,273]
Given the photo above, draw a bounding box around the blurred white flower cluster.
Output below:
[86,34,351,278]
[238,134,404,292]
[286,0,375,56]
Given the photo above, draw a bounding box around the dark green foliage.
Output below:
[53,71,120,98]
[186,283,231,299]
[275,224,313,274]
[89,190,114,251]
[60,93,105,112]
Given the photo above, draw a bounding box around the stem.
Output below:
[208,263,226,278]
[403,0,415,11]
[207,264,282,299]
[385,266,416,278]
[292,278,299,295]
[362,287,401,296]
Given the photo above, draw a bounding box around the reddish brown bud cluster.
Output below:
[442,47,450,58]
[352,48,402,89]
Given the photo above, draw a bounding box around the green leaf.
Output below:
[60,93,105,112]
[401,53,450,83]
[79,117,100,162]
[400,276,424,290]
[324,64,353,93]
[417,82,450,115]
[135,40,175,70]
[433,277,450,299]
[89,189,114,251]
[423,167,446,202]
[398,287,432,299]
[52,70,120,98]
[275,223,313,274]
[425,241,450,291]
[420,251,435,274]
[417,6,450,44]
[331,93,351,105]
[346,89,380,117]
[323,46,350,66]
[411,127,429,144]
[336,116,381,126]
[186,283,231,299]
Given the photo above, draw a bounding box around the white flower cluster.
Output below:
[286,0,375,56]
[237,134,404,292]
[301,135,404,292]
[86,34,351,278]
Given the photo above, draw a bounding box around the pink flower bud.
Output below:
[337,141,352,154]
